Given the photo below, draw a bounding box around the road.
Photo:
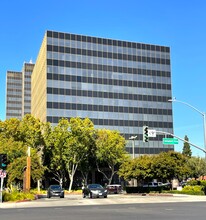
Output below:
[0,202,206,220]
[1,193,206,220]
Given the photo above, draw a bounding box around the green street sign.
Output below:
[163,138,178,145]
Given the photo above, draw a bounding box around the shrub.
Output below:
[2,191,36,202]
[200,180,206,187]
[181,185,204,195]
[187,180,198,186]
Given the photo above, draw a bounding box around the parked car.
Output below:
[47,185,64,198]
[106,184,123,194]
[82,184,108,198]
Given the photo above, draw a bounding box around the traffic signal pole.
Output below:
[156,130,206,154]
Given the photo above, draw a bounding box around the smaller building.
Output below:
[6,62,34,119]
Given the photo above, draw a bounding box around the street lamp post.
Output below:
[129,136,137,159]
[168,98,206,158]
[129,136,137,186]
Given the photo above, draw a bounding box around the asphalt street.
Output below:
[1,193,206,209]
[1,202,206,220]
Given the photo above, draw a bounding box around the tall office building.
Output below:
[6,71,22,119]
[6,62,34,119]
[32,30,174,155]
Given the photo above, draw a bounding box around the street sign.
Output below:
[148,129,156,137]
[163,138,178,145]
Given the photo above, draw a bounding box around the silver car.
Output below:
[47,185,65,198]
[82,184,108,198]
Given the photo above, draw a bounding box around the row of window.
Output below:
[47,59,170,73]
[7,82,22,87]
[47,45,170,65]
[6,113,21,117]
[47,31,170,52]
[47,73,171,90]
[47,65,171,78]
[7,88,22,92]
[6,101,22,105]
[125,146,173,154]
[47,87,170,102]
[47,37,170,61]
[47,116,173,129]
[47,101,172,115]
[6,106,22,110]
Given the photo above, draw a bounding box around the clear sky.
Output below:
[0,0,206,157]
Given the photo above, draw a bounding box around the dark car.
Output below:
[106,184,123,194]
[82,184,107,198]
[47,185,64,198]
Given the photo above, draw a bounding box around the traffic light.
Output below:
[143,126,149,142]
[0,154,7,169]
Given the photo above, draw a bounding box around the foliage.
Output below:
[187,179,199,186]
[186,156,206,179]
[43,118,70,186]
[95,129,127,184]
[2,115,206,193]
[3,190,36,202]
[186,179,206,186]
[200,180,206,186]
[182,135,192,158]
[181,185,205,195]
[152,151,190,181]
[118,155,155,182]
[0,115,46,187]
[65,117,96,191]
[119,151,190,184]
[19,114,45,149]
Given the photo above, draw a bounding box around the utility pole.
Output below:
[25,147,31,192]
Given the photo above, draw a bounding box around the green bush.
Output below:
[2,191,36,202]
[182,185,204,195]
[30,188,47,195]
[200,180,206,187]
[187,180,199,186]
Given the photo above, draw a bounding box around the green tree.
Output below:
[0,116,45,188]
[0,137,44,188]
[118,155,155,183]
[152,151,190,183]
[43,118,70,186]
[95,129,127,185]
[65,117,96,191]
[182,135,192,158]
[187,156,206,179]
[0,118,21,141]
[19,114,45,149]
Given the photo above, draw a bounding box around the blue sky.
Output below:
[0,0,206,157]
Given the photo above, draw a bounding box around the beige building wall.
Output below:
[31,33,47,122]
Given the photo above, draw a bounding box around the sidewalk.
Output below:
[1,193,206,209]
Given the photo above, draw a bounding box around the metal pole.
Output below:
[203,113,206,159]
[0,177,4,203]
[132,140,135,159]
[129,136,137,158]
[129,136,137,186]
[168,98,206,158]
[156,130,206,153]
